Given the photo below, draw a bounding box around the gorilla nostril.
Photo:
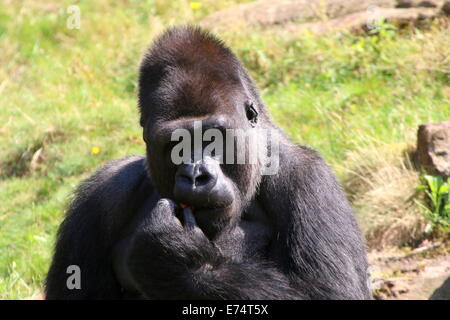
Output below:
[195,164,218,188]
[179,174,193,185]
[175,164,195,186]
[195,173,211,186]
[195,174,212,187]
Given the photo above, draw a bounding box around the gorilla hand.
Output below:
[125,199,220,298]
[140,198,211,256]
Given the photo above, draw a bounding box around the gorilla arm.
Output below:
[45,156,150,299]
[120,199,308,300]
[260,142,371,300]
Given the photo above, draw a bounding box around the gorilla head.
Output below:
[138,27,268,239]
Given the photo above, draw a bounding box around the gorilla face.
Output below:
[142,70,263,239]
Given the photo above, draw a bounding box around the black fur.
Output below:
[45,26,370,300]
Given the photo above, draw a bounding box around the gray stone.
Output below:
[417,122,450,177]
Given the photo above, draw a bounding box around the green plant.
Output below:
[416,175,450,233]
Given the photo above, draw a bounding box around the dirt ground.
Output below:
[369,242,450,300]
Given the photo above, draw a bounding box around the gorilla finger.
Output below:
[184,211,207,241]
[152,199,181,225]
[182,207,197,230]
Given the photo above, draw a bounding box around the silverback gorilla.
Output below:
[45,26,370,299]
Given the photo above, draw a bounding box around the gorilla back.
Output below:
[45,26,370,300]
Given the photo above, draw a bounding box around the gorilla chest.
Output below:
[213,204,273,261]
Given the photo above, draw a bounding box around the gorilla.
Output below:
[45,26,370,300]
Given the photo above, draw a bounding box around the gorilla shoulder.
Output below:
[80,155,147,202]
[69,155,151,224]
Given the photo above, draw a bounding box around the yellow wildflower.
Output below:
[190,2,201,10]
[91,146,101,155]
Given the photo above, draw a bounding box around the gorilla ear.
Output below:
[141,118,149,144]
[245,101,258,127]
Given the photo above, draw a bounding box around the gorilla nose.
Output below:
[174,163,218,205]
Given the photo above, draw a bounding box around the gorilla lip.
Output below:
[180,203,195,211]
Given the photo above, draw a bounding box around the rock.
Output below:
[281,7,438,35]
[201,0,445,34]
[417,122,450,177]
[200,0,397,29]
[442,1,450,15]
[396,0,443,8]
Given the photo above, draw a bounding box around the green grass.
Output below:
[0,0,449,299]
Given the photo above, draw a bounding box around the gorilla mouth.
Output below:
[179,202,233,215]
[176,202,235,239]
[178,201,234,221]
[180,203,194,211]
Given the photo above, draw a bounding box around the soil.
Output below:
[369,242,450,300]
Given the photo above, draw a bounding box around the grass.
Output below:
[0,0,449,299]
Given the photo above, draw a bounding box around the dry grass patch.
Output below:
[340,138,428,249]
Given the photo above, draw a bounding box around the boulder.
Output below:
[442,1,450,15]
[200,0,448,30]
[281,7,438,35]
[200,0,398,29]
[396,0,443,8]
[417,122,450,177]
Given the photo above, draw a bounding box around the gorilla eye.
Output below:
[245,101,258,126]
